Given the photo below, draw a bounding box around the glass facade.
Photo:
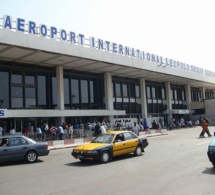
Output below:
[0,60,215,134]
[112,76,141,116]
[171,84,186,109]
[0,62,104,110]
[146,81,166,116]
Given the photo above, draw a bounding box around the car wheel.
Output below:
[25,150,38,163]
[100,151,110,163]
[134,145,142,156]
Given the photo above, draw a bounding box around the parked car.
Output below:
[207,133,215,167]
[0,135,50,163]
[71,130,148,163]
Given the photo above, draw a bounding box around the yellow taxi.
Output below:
[71,130,148,163]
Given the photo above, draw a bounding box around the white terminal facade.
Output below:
[0,15,215,132]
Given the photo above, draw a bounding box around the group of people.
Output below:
[0,126,16,136]
[169,117,193,129]
[22,122,73,141]
[39,122,74,140]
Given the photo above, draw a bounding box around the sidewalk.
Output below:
[48,129,168,150]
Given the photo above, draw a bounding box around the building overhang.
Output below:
[0,19,215,88]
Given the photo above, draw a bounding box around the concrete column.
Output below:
[56,65,65,124]
[140,78,147,120]
[185,84,191,109]
[165,82,172,123]
[104,72,114,126]
[201,87,206,100]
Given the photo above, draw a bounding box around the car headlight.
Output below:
[86,150,98,154]
[208,146,215,151]
[73,149,77,153]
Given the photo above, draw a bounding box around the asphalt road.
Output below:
[0,126,215,195]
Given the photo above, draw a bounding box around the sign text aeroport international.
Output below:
[1,15,215,78]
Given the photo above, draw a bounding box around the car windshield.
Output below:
[92,134,115,144]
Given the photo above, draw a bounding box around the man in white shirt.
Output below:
[132,122,140,136]
[100,123,107,133]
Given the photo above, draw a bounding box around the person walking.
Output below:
[68,124,73,138]
[37,126,42,141]
[199,117,212,138]
[132,122,140,136]
[100,123,107,133]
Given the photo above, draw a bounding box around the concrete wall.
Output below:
[205,99,215,115]
[190,101,205,109]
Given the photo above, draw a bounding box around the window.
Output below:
[122,84,128,97]
[0,71,9,108]
[52,77,57,106]
[10,137,27,146]
[71,79,79,104]
[12,74,22,84]
[124,132,135,140]
[81,80,88,104]
[162,88,165,99]
[147,87,151,98]
[37,75,46,107]
[11,87,23,108]
[135,85,140,98]
[152,87,156,99]
[115,133,124,142]
[90,80,94,103]
[64,78,70,105]
[25,75,35,85]
[174,89,177,100]
[130,83,135,97]
[25,87,36,108]
[116,83,121,97]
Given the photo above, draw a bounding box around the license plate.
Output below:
[77,155,83,159]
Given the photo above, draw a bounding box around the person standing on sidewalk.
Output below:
[49,124,57,140]
[199,117,212,138]
[37,126,42,141]
[132,122,140,136]
[100,123,107,133]
[68,124,73,138]
[57,125,64,140]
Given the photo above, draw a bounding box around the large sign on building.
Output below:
[1,15,215,78]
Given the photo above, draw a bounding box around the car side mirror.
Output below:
[214,132,215,136]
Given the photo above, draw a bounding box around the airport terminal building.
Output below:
[1,15,215,133]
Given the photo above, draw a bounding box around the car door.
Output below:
[7,137,29,160]
[112,133,128,156]
[123,132,138,153]
[0,138,10,162]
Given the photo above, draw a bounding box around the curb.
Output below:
[48,129,168,150]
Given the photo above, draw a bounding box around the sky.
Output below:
[1,0,215,72]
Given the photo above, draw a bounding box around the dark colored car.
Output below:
[0,135,49,163]
[207,134,215,167]
[71,130,149,163]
